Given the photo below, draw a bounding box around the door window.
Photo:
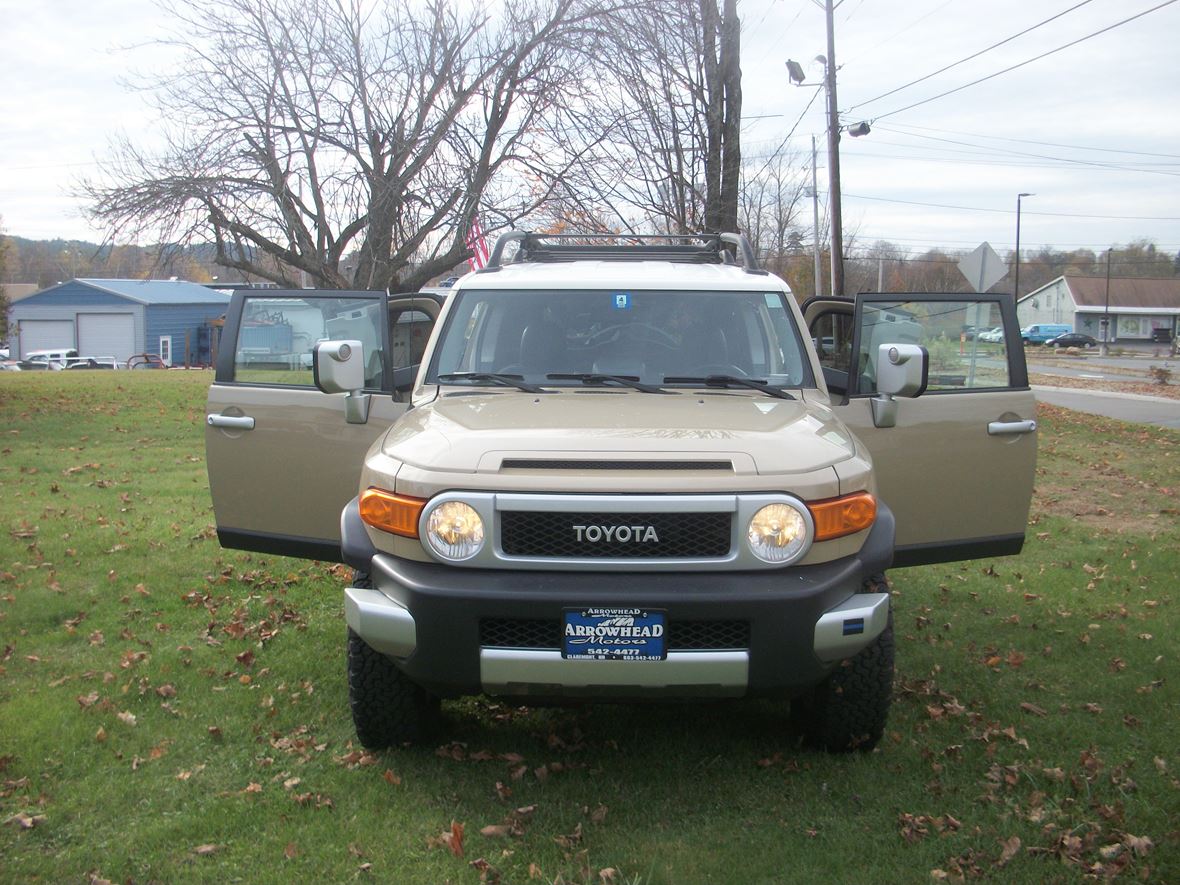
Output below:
[852,298,1013,395]
[231,296,385,388]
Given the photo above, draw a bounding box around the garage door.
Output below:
[78,314,135,361]
[19,320,75,358]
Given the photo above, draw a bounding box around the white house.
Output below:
[1017,275,1180,343]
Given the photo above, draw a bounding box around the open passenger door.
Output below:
[806,293,1037,566]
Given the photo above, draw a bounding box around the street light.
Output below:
[1012,193,1034,300]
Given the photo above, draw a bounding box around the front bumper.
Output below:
[342,503,894,700]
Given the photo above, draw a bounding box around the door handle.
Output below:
[988,419,1036,436]
[207,414,255,430]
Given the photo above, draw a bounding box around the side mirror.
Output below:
[871,344,928,428]
[876,344,928,398]
[313,340,370,424]
[313,340,364,393]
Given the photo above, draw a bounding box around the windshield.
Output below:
[426,289,811,388]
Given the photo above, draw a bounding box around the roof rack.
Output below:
[478,231,768,276]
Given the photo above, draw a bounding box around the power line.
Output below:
[843,192,1180,222]
[845,0,1098,113]
[879,122,1180,161]
[841,148,1180,176]
[852,136,1180,176]
[747,85,824,181]
[869,0,1180,122]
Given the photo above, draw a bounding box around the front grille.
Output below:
[480,618,750,651]
[500,510,731,559]
[500,459,733,471]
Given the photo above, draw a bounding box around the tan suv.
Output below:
[206,233,1037,752]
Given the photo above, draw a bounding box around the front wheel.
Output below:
[346,572,439,748]
[347,628,440,748]
[795,578,894,752]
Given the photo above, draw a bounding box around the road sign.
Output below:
[958,242,1007,293]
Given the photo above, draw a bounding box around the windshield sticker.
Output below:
[612,292,632,310]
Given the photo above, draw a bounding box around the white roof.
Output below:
[455,260,792,293]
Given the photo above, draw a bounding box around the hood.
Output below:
[382,389,856,475]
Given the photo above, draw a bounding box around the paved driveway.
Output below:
[1033,386,1180,430]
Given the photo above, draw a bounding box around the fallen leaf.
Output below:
[117,711,137,727]
[382,769,401,787]
[480,824,513,838]
[284,842,299,859]
[1019,702,1047,717]
[1123,833,1153,856]
[193,844,222,856]
[997,835,1021,867]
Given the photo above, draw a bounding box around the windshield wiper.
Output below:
[662,375,796,400]
[436,372,549,393]
[546,373,672,394]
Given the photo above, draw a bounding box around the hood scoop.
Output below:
[500,458,734,472]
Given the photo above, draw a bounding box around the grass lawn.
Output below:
[1,371,1177,883]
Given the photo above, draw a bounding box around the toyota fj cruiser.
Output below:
[205,232,1037,752]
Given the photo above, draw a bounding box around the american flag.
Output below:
[466,216,490,270]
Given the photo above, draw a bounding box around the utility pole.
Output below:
[1102,247,1112,356]
[823,0,844,298]
[811,136,823,300]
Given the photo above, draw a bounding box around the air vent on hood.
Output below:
[500,459,733,471]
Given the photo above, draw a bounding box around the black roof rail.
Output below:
[477,231,768,275]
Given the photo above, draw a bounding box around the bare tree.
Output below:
[83,0,611,290]
[739,151,808,273]
[536,0,745,236]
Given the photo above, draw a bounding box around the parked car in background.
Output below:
[64,356,123,370]
[978,327,1004,343]
[1047,333,1098,349]
[127,353,166,370]
[19,348,79,370]
[1021,324,1072,344]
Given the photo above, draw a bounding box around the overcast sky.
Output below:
[2,0,1179,260]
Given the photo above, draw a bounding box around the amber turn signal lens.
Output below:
[809,492,877,541]
[358,488,426,538]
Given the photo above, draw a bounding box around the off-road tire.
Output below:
[797,575,894,753]
[346,573,439,748]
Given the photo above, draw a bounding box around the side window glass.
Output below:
[854,299,1011,395]
[809,310,855,373]
[233,296,384,388]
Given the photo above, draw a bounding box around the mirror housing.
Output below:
[876,344,928,398]
[313,340,365,393]
[871,344,928,428]
[313,340,370,424]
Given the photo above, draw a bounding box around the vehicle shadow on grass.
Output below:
[430,695,819,764]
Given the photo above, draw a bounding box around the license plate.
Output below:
[562,608,666,661]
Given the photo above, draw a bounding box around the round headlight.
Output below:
[747,502,811,564]
[425,501,485,561]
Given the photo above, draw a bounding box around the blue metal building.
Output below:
[8,279,230,365]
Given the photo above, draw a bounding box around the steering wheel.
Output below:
[687,364,749,377]
[587,323,678,349]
